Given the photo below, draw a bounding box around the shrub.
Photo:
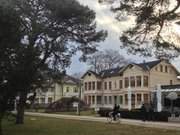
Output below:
[45,97,88,113]
[98,108,171,122]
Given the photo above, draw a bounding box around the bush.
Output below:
[98,108,171,122]
[45,97,88,113]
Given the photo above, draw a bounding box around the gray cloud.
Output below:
[67,0,180,74]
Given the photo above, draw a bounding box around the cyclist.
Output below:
[112,104,120,121]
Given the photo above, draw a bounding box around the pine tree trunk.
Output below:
[0,113,4,135]
[16,92,27,124]
[0,119,2,135]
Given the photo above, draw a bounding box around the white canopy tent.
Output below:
[152,84,180,112]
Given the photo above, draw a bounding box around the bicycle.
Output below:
[107,111,121,123]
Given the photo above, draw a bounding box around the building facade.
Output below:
[35,75,81,105]
[82,59,180,109]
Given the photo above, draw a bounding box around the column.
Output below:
[135,94,137,108]
[102,96,104,106]
[141,75,143,87]
[116,96,118,104]
[128,86,132,111]
[107,96,109,105]
[95,95,97,106]
[86,96,89,105]
[95,81,97,91]
[112,95,115,105]
[123,95,125,108]
[45,93,48,104]
[141,93,144,103]
[90,96,93,105]
[157,84,162,112]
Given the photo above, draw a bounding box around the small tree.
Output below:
[87,49,129,73]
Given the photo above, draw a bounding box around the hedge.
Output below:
[98,108,171,122]
[45,97,88,113]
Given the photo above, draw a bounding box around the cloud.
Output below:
[67,0,180,74]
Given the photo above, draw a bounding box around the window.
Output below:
[104,82,107,90]
[74,87,78,93]
[114,81,117,89]
[119,96,123,104]
[88,96,91,104]
[155,67,158,71]
[88,82,91,90]
[109,96,112,104]
[49,88,54,92]
[97,81,102,90]
[130,77,135,87]
[40,98,45,104]
[136,76,141,87]
[48,97,53,103]
[114,96,117,104]
[92,81,95,90]
[160,65,163,72]
[144,94,149,103]
[97,96,102,104]
[109,81,112,90]
[119,80,123,89]
[143,76,148,87]
[35,98,39,104]
[104,96,107,104]
[165,66,168,73]
[84,82,87,91]
[137,94,141,104]
[84,96,87,104]
[170,80,173,85]
[92,96,95,104]
[125,94,128,105]
[66,87,69,93]
[125,77,129,88]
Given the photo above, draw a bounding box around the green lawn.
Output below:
[53,110,97,116]
[3,116,180,135]
[26,109,97,116]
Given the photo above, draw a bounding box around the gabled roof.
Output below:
[81,70,100,79]
[82,59,179,79]
[99,67,124,78]
[63,75,81,85]
[134,60,162,70]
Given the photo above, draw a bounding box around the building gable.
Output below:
[81,70,101,81]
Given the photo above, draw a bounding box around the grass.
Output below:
[2,116,180,135]
[53,110,97,116]
[26,109,97,116]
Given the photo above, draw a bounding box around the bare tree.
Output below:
[87,49,129,73]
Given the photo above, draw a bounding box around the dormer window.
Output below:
[165,66,168,73]
[155,67,158,71]
[160,65,163,72]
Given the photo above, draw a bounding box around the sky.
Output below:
[66,0,180,75]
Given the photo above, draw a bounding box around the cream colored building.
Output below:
[82,59,180,109]
[35,75,82,105]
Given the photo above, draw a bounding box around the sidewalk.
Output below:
[25,112,180,131]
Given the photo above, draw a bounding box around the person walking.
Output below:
[141,103,147,122]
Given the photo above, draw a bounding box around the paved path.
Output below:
[25,112,180,131]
